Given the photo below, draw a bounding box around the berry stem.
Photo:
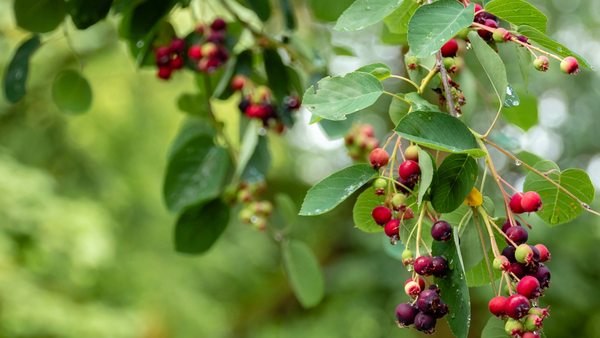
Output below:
[514,214,533,229]
[509,272,521,282]
[436,51,459,117]
[476,206,502,257]
[487,215,519,248]
[497,274,504,297]
[415,202,428,257]
[498,176,520,194]
[62,22,84,71]
[473,207,497,295]
[419,65,440,93]
[389,75,421,94]
[503,272,515,295]
[525,45,538,58]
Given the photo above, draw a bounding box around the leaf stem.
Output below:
[482,104,502,138]
[473,207,497,295]
[418,65,439,93]
[415,201,427,257]
[384,91,410,104]
[389,75,421,94]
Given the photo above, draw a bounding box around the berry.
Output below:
[202,42,219,58]
[493,255,510,271]
[157,66,172,80]
[560,56,579,75]
[502,246,517,263]
[416,289,440,314]
[237,189,252,203]
[188,45,202,59]
[372,206,392,225]
[401,208,415,220]
[517,35,529,44]
[360,124,375,137]
[458,27,470,40]
[529,245,540,263]
[384,219,400,237]
[231,75,246,90]
[414,256,433,276]
[404,280,421,298]
[406,56,419,70]
[532,263,551,289]
[238,99,250,113]
[493,27,510,43]
[428,284,441,294]
[441,39,459,57]
[534,244,551,262]
[518,276,541,299]
[521,191,542,212]
[522,332,541,338]
[372,178,387,196]
[431,256,448,278]
[502,220,521,233]
[170,38,186,54]
[402,249,414,266]
[505,318,525,337]
[529,306,550,319]
[404,145,419,162]
[505,294,530,319]
[510,193,525,214]
[286,95,301,110]
[511,262,528,279]
[395,303,419,327]
[211,18,227,30]
[399,160,420,181]
[207,30,226,44]
[434,300,449,318]
[515,244,534,264]
[396,176,415,193]
[478,19,498,40]
[414,313,437,334]
[488,296,507,317]
[256,201,273,216]
[217,47,229,61]
[195,24,204,35]
[246,104,265,119]
[443,57,457,73]
[506,226,528,245]
[525,314,543,331]
[431,220,452,242]
[391,193,406,210]
[534,56,549,72]
[155,46,171,67]
[369,148,389,170]
[170,56,184,69]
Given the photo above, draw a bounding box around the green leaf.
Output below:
[3,35,41,103]
[318,115,356,139]
[332,46,355,56]
[51,70,93,114]
[407,0,475,58]
[299,164,378,216]
[523,161,595,226]
[399,206,434,256]
[394,111,486,157]
[353,187,386,233]
[417,149,435,206]
[465,249,502,287]
[245,0,271,22]
[515,43,532,89]
[303,72,384,121]
[405,92,442,112]
[383,233,405,260]
[355,63,392,80]
[177,93,208,117]
[14,0,65,33]
[433,239,471,338]
[236,119,261,178]
[119,0,175,40]
[242,136,271,181]
[334,0,405,32]
[164,136,230,213]
[264,47,290,103]
[516,151,542,168]
[468,31,508,105]
[502,89,538,131]
[174,199,230,254]
[381,24,407,45]
[384,0,418,35]
[310,0,354,22]
[275,193,298,226]
[286,65,305,95]
[484,0,547,33]
[279,0,296,30]
[167,117,215,160]
[503,84,519,108]
[68,0,112,30]
[282,240,325,308]
[517,25,594,70]
[431,154,478,213]
[388,93,410,125]
[481,316,506,338]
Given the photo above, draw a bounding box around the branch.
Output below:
[436,51,458,117]
[419,65,440,94]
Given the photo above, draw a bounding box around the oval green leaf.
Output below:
[51,70,93,114]
[394,111,486,157]
[334,0,404,32]
[299,164,378,216]
[241,136,271,181]
[515,41,532,89]
[236,119,261,178]
[275,193,298,226]
[174,199,230,254]
[280,0,296,30]
[355,62,392,80]
[384,0,418,35]
[468,31,508,105]
[523,161,595,226]
[310,0,354,22]
[303,72,384,121]
[502,89,538,131]
[264,47,291,103]
[68,0,112,30]
[484,0,547,33]
[431,153,478,213]
[282,240,325,309]
[417,149,436,206]
[3,35,41,103]
[481,316,506,338]
[14,0,65,33]
[353,187,386,233]
[408,0,475,58]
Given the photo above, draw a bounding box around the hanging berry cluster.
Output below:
[344,124,380,161]
[235,181,273,232]
[155,38,187,80]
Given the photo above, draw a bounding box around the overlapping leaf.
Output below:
[353,187,386,233]
[484,0,547,33]
[431,154,478,213]
[51,70,93,114]
[468,31,508,105]
[3,36,41,103]
[174,199,230,254]
[334,0,404,32]
[384,0,418,35]
[282,240,325,308]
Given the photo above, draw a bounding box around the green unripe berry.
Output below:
[373,178,387,190]
[239,208,254,224]
[493,28,509,43]
[237,189,253,203]
[406,56,419,70]
[515,244,533,264]
[493,255,509,271]
[458,27,470,40]
[533,56,549,72]
[392,193,407,208]
[505,318,524,337]
[443,57,456,73]
[256,201,273,216]
[402,249,413,261]
[405,145,419,162]
[525,314,543,331]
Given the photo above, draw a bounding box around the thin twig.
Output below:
[389,75,421,93]
[384,91,410,104]
[436,51,458,117]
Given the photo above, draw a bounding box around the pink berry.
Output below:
[522,331,541,338]
[488,296,507,317]
[534,244,551,262]
[404,279,422,298]
[188,45,202,59]
[517,276,541,299]
[401,207,415,220]
[521,191,542,212]
[560,56,579,75]
[372,206,392,225]
[384,219,400,237]
[369,148,389,170]
[441,39,458,58]
[505,294,530,319]
[509,193,525,214]
[231,75,246,91]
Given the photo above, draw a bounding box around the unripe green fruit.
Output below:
[443,57,456,72]
[458,27,470,40]
[515,244,533,264]
[237,189,253,203]
[256,201,273,216]
[406,56,419,70]
[505,318,524,337]
[493,255,509,271]
[493,28,509,43]
[402,249,414,261]
[373,178,387,190]
[239,208,254,224]
[525,314,543,331]
[392,193,407,208]
[405,145,419,162]
[533,56,549,72]
[505,282,518,296]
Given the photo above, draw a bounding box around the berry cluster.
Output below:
[344,124,380,161]
[236,181,273,231]
[188,19,230,74]
[396,280,449,334]
[488,220,552,338]
[155,38,187,80]
[509,191,543,214]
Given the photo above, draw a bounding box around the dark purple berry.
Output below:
[506,226,528,245]
[434,300,449,319]
[395,303,419,327]
[414,313,437,334]
[517,35,529,44]
[428,284,441,294]
[414,256,433,276]
[532,263,551,289]
[396,176,416,193]
[510,262,528,279]
[431,256,448,278]
[211,18,227,30]
[529,245,540,263]
[502,220,521,233]
[431,221,452,242]
[238,99,250,113]
[502,246,517,263]
[416,289,440,314]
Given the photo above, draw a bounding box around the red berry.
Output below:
[157,66,172,80]
[170,56,184,69]
[441,39,459,57]
[502,220,521,233]
[405,277,426,290]
[211,18,227,30]
[231,75,246,91]
[506,225,528,245]
[369,148,389,170]
[401,207,415,220]
[431,220,452,242]
[431,256,448,278]
[522,331,541,338]
[399,160,420,181]
[505,294,530,319]
[202,42,219,58]
[534,244,551,262]
[384,219,400,237]
[155,46,171,67]
[414,256,433,276]
[404,279,422,298]
[561,56,579,75]
[188,45,202,59]
[517,276,541,299]
[488,296,507,317]
[474,3,483,12]
[372,206,392,225]
[521,191,542,212]
[502,245,517,263]
[414,313,437,334]
[416,289,440,314]
[510,193,525,214]
[170,38,186,54]
[395,303,419,327]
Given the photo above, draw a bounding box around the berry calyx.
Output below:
[502,219,521,233]
[405,145,419,162]
[506,226,529,245]
[441,39,459,57]
[431,220,452,242]
[488,296,507,317]
[392,193,407,210]
[399,160,421,181]
[505,318,525,337]
[521,191,542,213]
[493,27,510,43]
[431,256,448,278]
[560,56,579,75]
[395,303,419,327]
[404,280,421,298]
[372,206,392,225]
[416,289,440,314]
[505,294,531,319]
[402,249,414,266]
[414,313,437,334]
[231,75,246,90]
[369,148,389,170]
[434,300,449,319]
[525,314,544,331]
[534,56,549,72]
[510,193,525,214]
[515,244,534,265]
[534,244,551,262]
[157,66,172,80]
[517,276,541,299]
[443,57,457,73]
[188,45,203,59]
[406,56,419,70]
[414,256,433,276]
[384,219,401,238]
[493,255,510,271]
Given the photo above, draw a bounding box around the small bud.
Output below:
[533,56,549,72]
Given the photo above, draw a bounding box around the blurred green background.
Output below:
[1,0,600,337]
